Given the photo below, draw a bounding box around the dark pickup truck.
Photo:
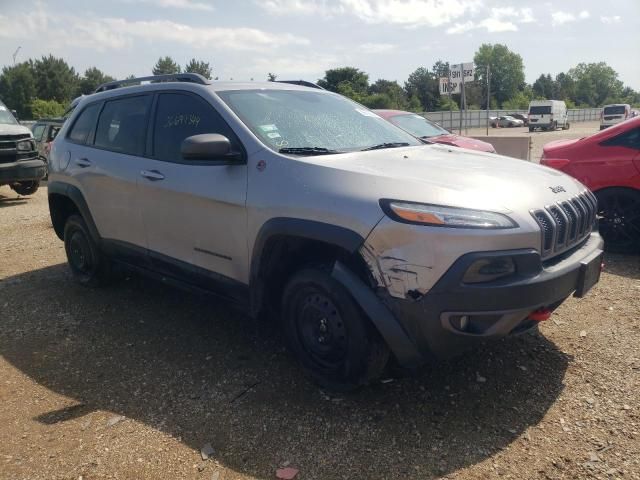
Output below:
[0,101,46,195]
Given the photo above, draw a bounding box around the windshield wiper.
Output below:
[360,142,411,151]
[279,147,342,156]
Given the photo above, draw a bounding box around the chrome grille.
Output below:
[532,190,597,259]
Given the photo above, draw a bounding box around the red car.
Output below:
[374,109,495,153]
[541,116,640,253]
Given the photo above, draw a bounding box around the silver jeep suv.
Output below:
[48,74,604,389]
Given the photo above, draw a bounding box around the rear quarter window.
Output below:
[68,103,101,144]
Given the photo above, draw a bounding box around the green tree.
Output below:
[404,67,438,111]
[33,55,78,103]
[318,67,369,95]
[335,81,366,103]
[76,67,115,96]
[474,44,525,107]
[569,62,623,106]
[431,60,450,79]
[555,72,575,102]
[502,91,532,110]
[267,72,277,82]
[532,74,555,99]
[368,79,407,109]
[184,58,212,79]
[152,56,181,75]
[30,98,66,119]
[438,96,459,111]
[0,62,36,118]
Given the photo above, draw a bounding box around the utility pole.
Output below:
[486,64,491,136]
[458,63,464,134]
[12,46,21,65]
[447,68,453,131]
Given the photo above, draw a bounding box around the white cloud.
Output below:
[129,0,215,10]
[358,42,395,54]
[246,54,341,77]
[258,0,482,27]
[479,17,517,32]
[600,15,621,24]
[446,6,533,34]
[446,21,474,34]
[551,10,590,27]
[0,6,308,52]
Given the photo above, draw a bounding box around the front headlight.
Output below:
[16,139,34,151]
[381,200,518,229]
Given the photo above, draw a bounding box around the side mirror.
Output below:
[11,109,19,121]
[181,134,242,162]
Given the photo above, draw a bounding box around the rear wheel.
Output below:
[10,181,39,196]
[64,215,114,287]
[563,122,570,130]
[595,188,640,254]
[282,268,389,390]
[528,127,534,132]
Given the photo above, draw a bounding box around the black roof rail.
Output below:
[275,80,325,90]
[95,73,210,93]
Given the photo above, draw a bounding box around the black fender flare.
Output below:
[48,181,101,243]
[332,261,424,367]
[249,217,365,315]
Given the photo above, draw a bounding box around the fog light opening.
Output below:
[451,315,470,332]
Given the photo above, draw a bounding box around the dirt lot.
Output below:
[1,127,639,480]
[467,120,602,161]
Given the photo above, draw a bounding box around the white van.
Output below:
[528,100,569,132]
[600,104,631,130]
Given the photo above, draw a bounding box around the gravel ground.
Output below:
[1,127,639,479]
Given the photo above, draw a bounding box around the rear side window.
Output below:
[152,93,238,162]
[68,104,101,144]
[602,128,640,150]
[95,95,151,156]
[32,124,45,141]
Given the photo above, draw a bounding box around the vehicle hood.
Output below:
[304,144,587,214]
[430,134,495,152]
[0,123,32,136]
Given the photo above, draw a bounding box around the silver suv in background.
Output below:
[48,74,604,390]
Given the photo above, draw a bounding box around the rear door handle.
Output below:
[140,169,165,181]
[75,158,92,168]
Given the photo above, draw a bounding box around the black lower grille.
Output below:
[532,190,597,258]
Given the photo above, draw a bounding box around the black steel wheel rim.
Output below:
[598,192,640,249]
[68,231,92,274]
[295,289,347,369]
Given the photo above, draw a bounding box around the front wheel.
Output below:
[595,188,640,254]
[282,268,389,391]
[10,181,40,196]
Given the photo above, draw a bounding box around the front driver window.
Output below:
[152,93,238,162]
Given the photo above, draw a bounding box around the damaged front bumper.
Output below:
[337,219,603,366]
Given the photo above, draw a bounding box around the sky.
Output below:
[1,0,638,89]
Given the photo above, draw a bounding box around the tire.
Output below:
[10,181,39,196]
[528,127,534,133]
[595,188,640,254]
[63,214,113,287]
[564,122,570,130]
[282,267,389,391]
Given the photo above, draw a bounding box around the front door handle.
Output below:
[140,169,165,181]
[75,158,92,168]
